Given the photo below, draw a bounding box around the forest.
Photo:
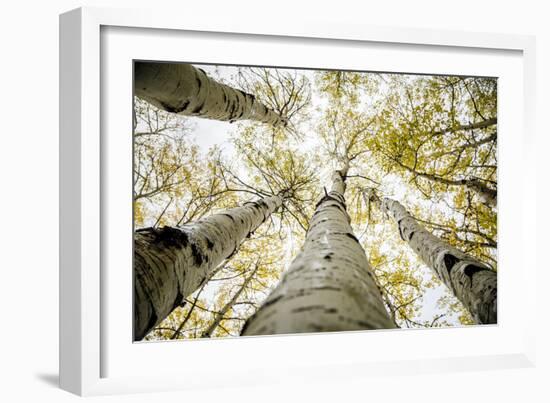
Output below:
[132,61,497,342]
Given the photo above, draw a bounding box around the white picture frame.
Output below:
[59,6,537,396]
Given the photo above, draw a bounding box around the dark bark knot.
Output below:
[244,199,269,211]
[195,75,202,93]
[396,219,406,241]
[190,243,207,266]
[151,226,189,249]
[332,232,360,244]
[250,199,270,221]
[315,194,343,210]
[290,305,331,314]
[192,101,205,114]
[344,232,360,244]
[158,101,186,114]
[255,200,269,210]
[149,226,209,266]
[443,254,459,275]
[463,264,491,282]
[178,100,190,113]
[221,213,235,222]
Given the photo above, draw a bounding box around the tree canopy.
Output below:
[134,64,497,340]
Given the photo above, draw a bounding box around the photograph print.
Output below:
[133,61,497,342]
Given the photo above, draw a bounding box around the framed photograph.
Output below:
[60,7,536,396]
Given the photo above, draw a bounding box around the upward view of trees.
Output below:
[133,62,497,341]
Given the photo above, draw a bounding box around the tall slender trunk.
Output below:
[201,263,260,338]
[381,197,497,324]
[134,62,287,127]
[241,163,396,335]
[134,194,285,341]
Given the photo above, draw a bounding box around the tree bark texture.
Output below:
[134,195,284,341]
[134,62,287,127]
[382,197,497,324]
[241,164,396,336]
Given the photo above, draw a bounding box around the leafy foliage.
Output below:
[135,65,497,339]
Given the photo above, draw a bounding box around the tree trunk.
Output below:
[134,195,285,341]
[381,197,497,324]
[241,163,396,335]
[134,62,287,127]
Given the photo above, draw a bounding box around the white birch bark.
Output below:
[134,195,284,340]
[135,62,287,127]
[381,197,497,324]
[241,164,396,335]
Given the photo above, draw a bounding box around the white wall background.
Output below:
[0,0,547,401]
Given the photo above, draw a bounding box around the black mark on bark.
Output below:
[313,286,341,292]
[152,226,189,249]
[221,213,235,222]
[464,264,490,281]
[396,219,406,241]
[190,243,204,265]
[315,194,340,209]
[179,100,190,112]
[253,199,268,210]
[291,305,325,313]
[443,254,459,274]
[195,76,202,93]
[343,232,360,244]
[158,101,185,114]
[192,101,205,114]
